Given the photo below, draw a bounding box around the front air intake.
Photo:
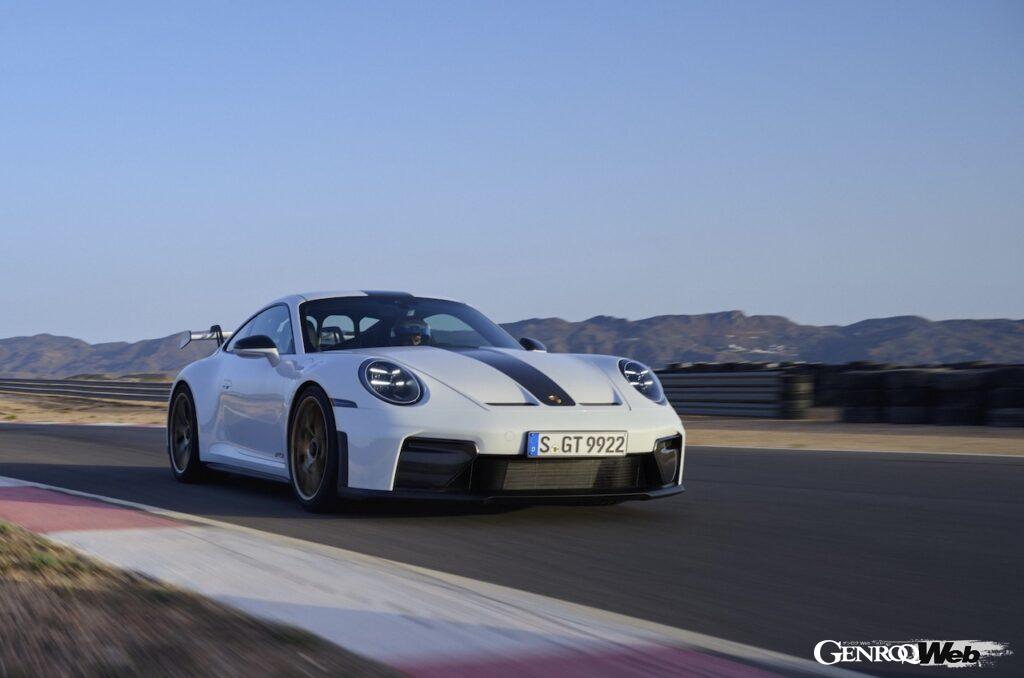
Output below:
[393,438,476,491]
[650,435,682,486]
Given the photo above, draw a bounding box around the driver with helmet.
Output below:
[392,318,431,346]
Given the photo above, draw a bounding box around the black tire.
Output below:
[929,370,990,392]
[931,404,983,426]
[989,388,1024,409]
[886,406,930,425]
[886,388,931,407]
[288,385,340,513]
[841,406,884,423]
[843,389,885,406]
[992,367,1024,389]
[167,385,210,483]
[987,408,1024,427]
[884,369,933,391]
[934,390,986,408]
[840,371,887,390]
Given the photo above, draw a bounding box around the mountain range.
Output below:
[1,312,1022,379]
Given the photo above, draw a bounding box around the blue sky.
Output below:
[1,1,1022,343]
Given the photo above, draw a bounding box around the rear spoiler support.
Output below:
[179,325,233,349]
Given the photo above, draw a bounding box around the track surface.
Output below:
[1,424,1021,675]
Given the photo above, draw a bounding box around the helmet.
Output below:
[392,319,431,346]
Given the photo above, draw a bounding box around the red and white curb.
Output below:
[0,475,859,677]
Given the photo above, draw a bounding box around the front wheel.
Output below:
[289,386,340,512]
[168,386,209,482]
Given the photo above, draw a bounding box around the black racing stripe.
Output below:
[453,348,576,406]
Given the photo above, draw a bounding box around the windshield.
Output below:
[299,296,521,353]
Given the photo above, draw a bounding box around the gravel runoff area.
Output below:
[0,520,398,678]
[2,393,1023,455]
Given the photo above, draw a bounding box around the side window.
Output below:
[230,306,294,354]
[249,306,295,354]
[303,315,320,352]
[225,318,255,352]
[319,315,354,350]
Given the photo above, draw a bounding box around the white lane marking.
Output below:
[0,474,862,677]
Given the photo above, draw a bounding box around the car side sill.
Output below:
[205,463,289,484]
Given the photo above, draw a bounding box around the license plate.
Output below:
[526,432,628,458]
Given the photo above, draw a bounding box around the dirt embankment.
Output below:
[0,520,397,677]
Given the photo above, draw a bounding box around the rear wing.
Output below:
[179,325,233,349]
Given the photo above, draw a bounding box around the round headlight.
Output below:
[618,359,665,403]
[360,360,423,405]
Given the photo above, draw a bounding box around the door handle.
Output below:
[222,380,232,390]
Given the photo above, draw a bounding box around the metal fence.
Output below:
[0,378,172,402]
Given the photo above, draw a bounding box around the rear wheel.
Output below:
[289,386,340,512]
[168,386,209,482]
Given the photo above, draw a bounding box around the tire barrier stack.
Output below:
[3,366,1021,425]
[835,366,1024,426]
[811,362,891,407]
[657,361,1024,425]
[0,378,172,403]
[655,368,813,418]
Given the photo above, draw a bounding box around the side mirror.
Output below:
[234,334,280,366]
[519,337,547,352]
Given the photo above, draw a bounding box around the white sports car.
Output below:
[168,291,685,511]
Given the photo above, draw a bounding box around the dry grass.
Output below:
[684,408,1024,455]
[0,521,399,677]
[0,394,166,426]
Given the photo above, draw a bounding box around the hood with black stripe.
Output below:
[349,346,621,407]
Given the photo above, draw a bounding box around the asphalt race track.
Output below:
[1,424,1021,675]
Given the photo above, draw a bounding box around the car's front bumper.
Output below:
[334,401,686,494]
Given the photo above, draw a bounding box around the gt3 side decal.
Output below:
[452,348,576,406]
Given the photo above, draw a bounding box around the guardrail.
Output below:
[0,378,172,403]
[655,369,812,418]
[3,373,817,418]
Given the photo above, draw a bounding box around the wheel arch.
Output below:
[170,378,193,398]
[286,380,331,435]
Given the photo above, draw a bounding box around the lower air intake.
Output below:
[394,438,476,491]
[472,456,648,492]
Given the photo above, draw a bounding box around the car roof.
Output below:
[266,290,460,307]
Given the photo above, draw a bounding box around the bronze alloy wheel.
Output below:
[170,391,194,473]
[291,396,329,501]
